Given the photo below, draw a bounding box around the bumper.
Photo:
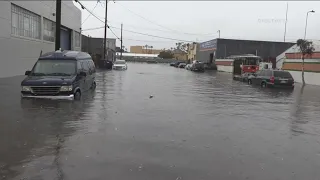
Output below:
[21,94,74,100]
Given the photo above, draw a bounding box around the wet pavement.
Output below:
[1,63,320,180]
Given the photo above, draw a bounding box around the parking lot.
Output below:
[1,63,320,180]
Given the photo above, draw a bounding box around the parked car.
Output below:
[21,50,96,100]
[174,61,185,67]
[248,69,294,89]
[190,61,205,72]
[113,60,128,70]
[178,63,187,68]
[185,64,192,70]
[170,62,176,66]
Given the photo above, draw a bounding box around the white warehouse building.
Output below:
[0,1,82,78]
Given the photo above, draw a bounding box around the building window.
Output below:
[43,18,55,42]
[75,31,80,47]
[11,4,41,39]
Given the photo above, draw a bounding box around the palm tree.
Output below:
[296,39,315,86]
[150,46,153,54]
[144,44,148,54]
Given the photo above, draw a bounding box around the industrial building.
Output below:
[81,35,116,62]
[0,1,81,78]
[130,45,163,54]
[197,38,295,67]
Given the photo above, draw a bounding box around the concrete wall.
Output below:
[289,71,320,85]
[0,1,81,78]
[217,65,233,73]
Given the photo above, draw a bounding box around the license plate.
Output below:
[280,80,287,83]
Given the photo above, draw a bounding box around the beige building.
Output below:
[172,49,187,61]
[187,43,198,63]
[130,45,162,54]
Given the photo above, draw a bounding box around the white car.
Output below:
[112,60,127,70]
[185,64,192,70]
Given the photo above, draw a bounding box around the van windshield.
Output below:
[31,60,76,76]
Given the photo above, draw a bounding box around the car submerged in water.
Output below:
[21,50,96,100]
[190,60,205,72]
[112,60,128,70]
[248,69,294,89]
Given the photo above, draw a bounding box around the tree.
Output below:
[296,39,315,85]
[175,42,189,53]
[158,50,174,59]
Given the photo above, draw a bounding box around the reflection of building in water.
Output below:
[276,40,320,85]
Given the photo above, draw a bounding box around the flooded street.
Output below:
[1,63,320,180]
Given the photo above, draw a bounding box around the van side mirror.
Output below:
[80,72,87,77]
[25,70,31,75]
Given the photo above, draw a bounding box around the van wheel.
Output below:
[248,79,252,85]
[74,90,81,100]
[261,82,267,88]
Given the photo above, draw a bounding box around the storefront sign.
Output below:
[200,39,217,51]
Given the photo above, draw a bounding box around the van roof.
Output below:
[38,50,91,60]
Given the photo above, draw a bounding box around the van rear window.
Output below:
[274,71,292,78]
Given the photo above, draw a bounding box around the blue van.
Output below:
[21,50,96,100]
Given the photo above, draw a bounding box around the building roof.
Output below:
[39,50,91,60]
[211,38,297,44]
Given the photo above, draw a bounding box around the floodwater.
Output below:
[1,63,320,180]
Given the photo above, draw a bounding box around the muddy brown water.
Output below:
[1,63,320,180]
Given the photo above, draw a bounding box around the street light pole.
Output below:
[304,10,315,40]
[120,23,123,59]
[103,0,108,59]
[283,2,288,42]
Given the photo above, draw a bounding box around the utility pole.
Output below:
[120,23,123,59]
[284,2,288,42]
[55,0,61,50]
[217,30,220,39]
[103,0,108,59]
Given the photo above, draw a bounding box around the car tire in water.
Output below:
[248,79,252,85]
[74,90,81,100]
[261,82,267,88]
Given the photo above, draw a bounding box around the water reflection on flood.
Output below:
[1,63,320,180]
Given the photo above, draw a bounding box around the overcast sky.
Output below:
[75,1,320,50]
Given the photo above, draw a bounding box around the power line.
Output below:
[114,1,215,36]
[75,0,120,40]
[81,1,99,25]
[82,25,198,43]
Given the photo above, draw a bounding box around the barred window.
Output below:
[75,31,80,47]
[11,4,41,39]
[43,18,55,42]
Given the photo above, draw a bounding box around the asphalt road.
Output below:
[1,63,320,180]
